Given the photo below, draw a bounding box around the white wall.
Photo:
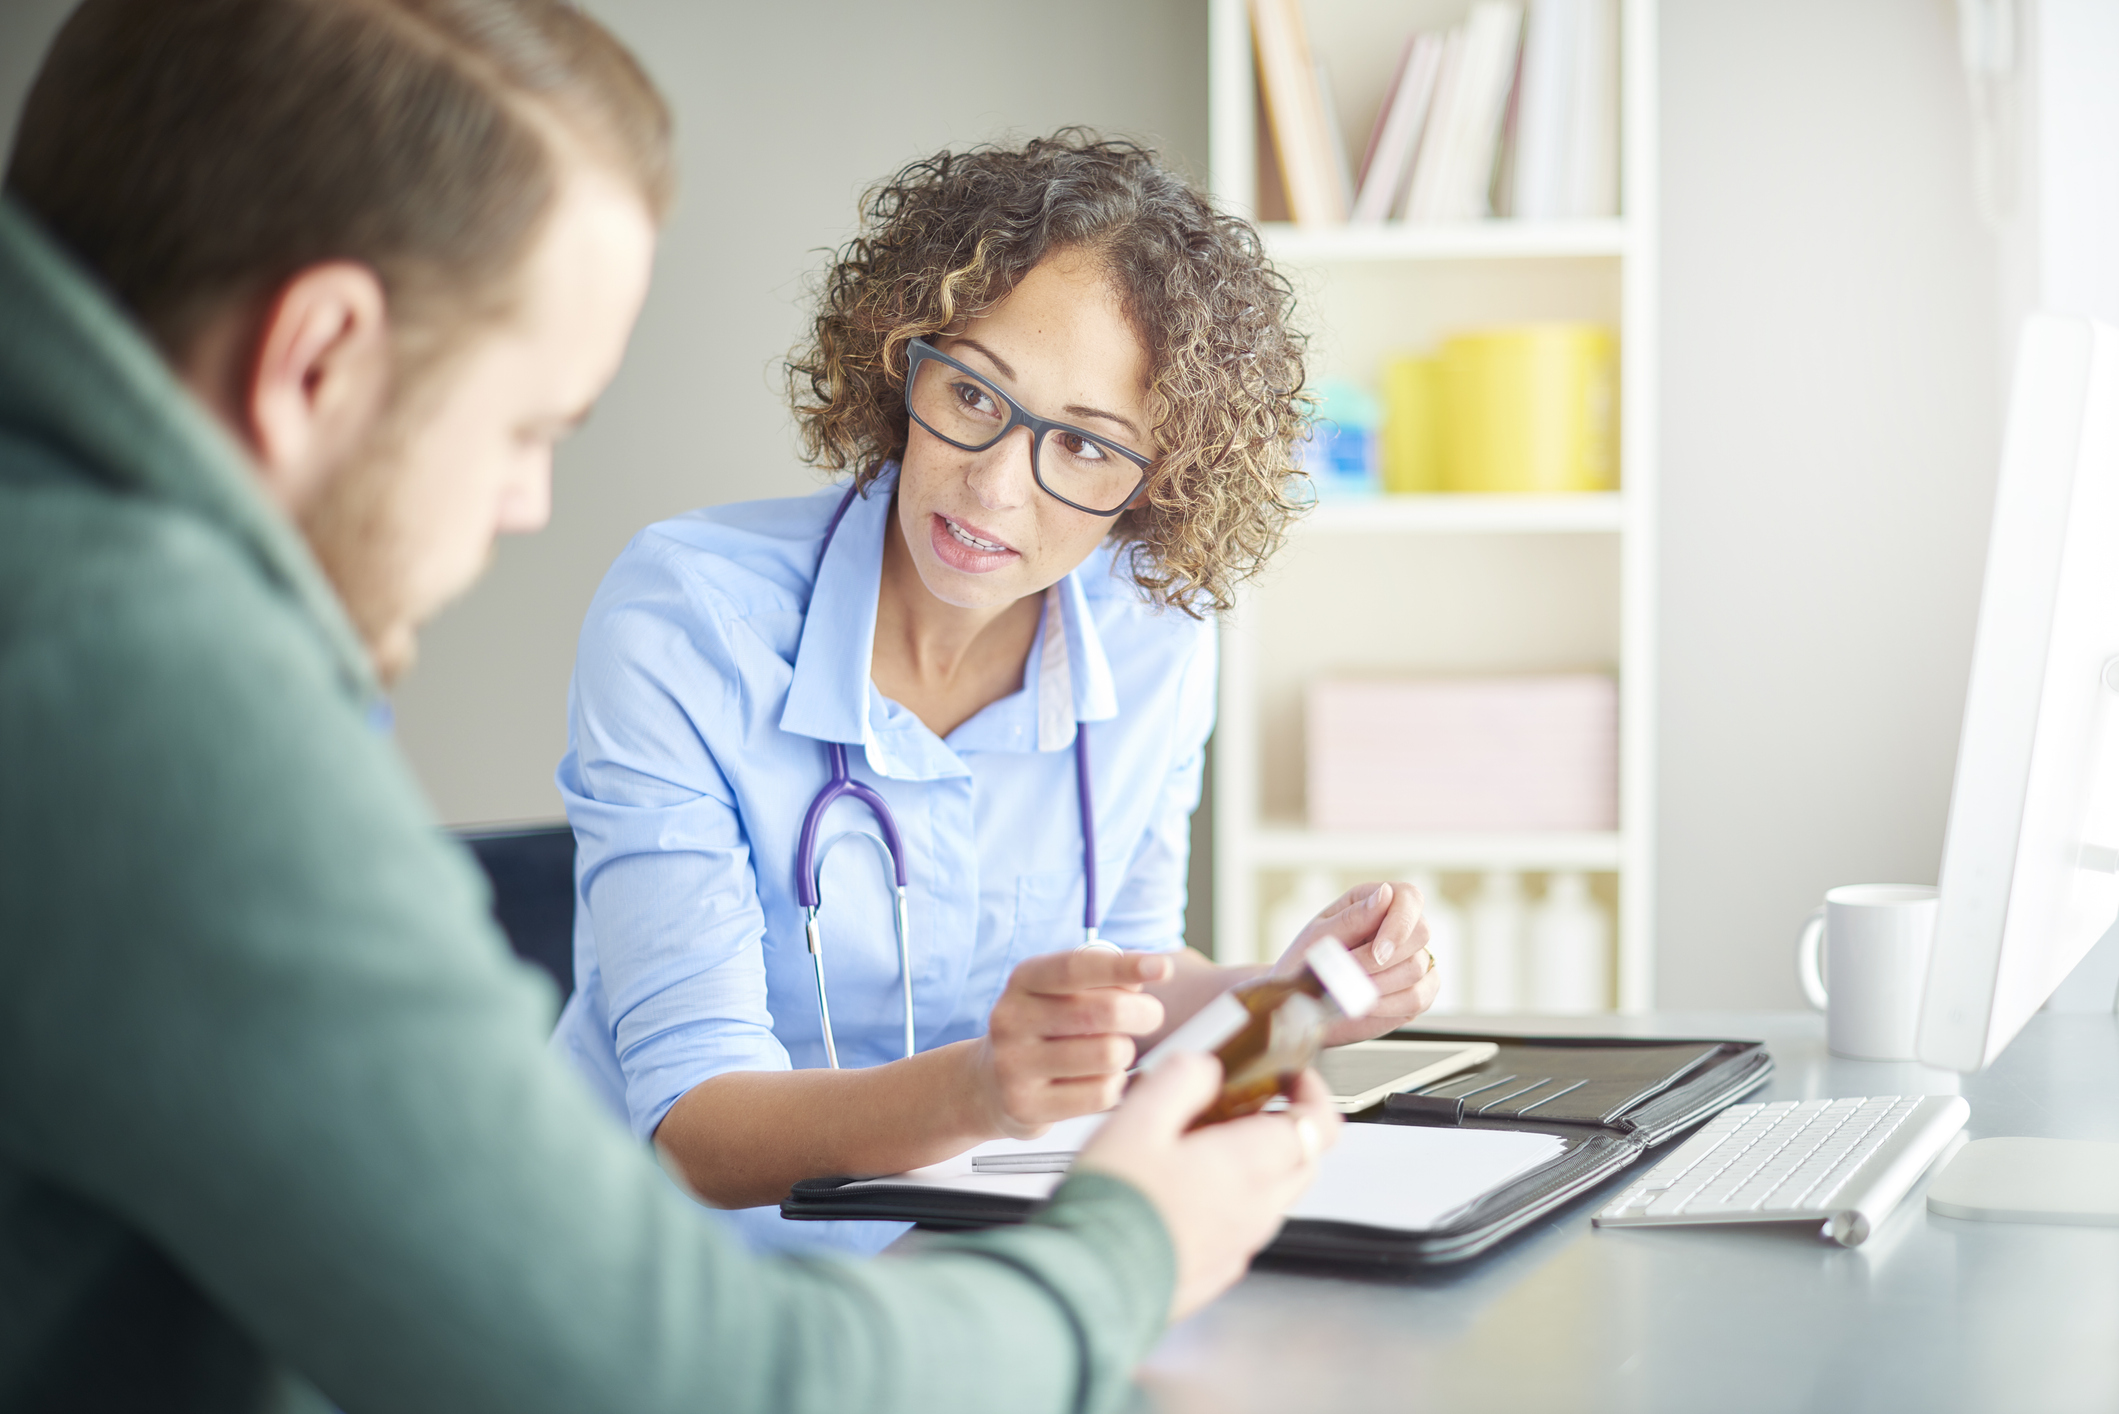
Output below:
[2,1,2005,1006]
[1657,0,1998,1007]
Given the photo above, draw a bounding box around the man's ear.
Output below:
[223,262,392,512]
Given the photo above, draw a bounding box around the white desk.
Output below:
[1137,1011,2119,1413]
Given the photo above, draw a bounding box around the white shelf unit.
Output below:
[1302,492,1626,534]
[1262,219,1631,263]
[1206,0,1658,1014]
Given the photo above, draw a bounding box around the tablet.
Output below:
[1316,1039,1500,1113]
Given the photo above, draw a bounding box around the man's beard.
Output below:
[297,418,426,687]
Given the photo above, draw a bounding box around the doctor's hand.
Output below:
[969,948,1172,1140]
[1277,880,1439,1047]
[1075,1052,1340,1321]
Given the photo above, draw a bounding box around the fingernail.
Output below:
[1373,935,1394,965]
[1368,884,1388,909]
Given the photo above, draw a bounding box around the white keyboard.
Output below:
[1594,1094,1970,1247]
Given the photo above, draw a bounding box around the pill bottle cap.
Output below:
[1304,936,1380,1019]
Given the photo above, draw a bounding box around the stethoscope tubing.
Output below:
[796,481,1101,1069]
[800,822,911,1068]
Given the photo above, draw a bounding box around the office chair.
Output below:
[455,823,576,1003]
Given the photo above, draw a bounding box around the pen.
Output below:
[970,1152,1076,1174]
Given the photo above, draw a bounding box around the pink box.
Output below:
[1305,675,1618,831]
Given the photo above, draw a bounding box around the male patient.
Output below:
[0,2,1342,1410]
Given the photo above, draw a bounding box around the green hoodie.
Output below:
[0,196,1173,1414]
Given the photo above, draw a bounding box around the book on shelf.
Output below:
[1488,26,1527,219]
[1404,1,1523,223]
[1509,0,1573,217]
[1352,35,1409,203]
[1561,0,1619,218]
[1249,0,1346,225]
[1511,0,1619,220]
[1257,0,1620,229]
[1313,58,1356,216]
[1350,33,1444,224]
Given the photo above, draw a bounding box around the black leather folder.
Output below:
[781,1029,1773,1269]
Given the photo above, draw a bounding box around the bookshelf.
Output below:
[1262,218,1629,263]
[1302,492,1625,534]
[1206,0,1658,1015]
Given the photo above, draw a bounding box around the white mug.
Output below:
[1796,884,1938,1060]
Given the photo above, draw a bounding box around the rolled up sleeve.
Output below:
[562,563,790,1139]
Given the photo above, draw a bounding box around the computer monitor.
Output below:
[1918,313,2119,1073]
[1913,313,2119,1224]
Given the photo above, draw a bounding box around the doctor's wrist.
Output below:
[961,1034,1054,1141]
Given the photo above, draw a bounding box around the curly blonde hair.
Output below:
[786,130,1311,615]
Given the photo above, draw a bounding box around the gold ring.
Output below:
[1421,946,1437,971]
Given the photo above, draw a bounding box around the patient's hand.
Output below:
[969,948,1171,1139]
[1277,881,1439,1046]
[1076,1053,1340,1320]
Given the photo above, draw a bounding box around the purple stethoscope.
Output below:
[796,484,1107,1069]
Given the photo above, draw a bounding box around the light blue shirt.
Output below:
[551,474,1214,1250]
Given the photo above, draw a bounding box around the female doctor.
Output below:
[553,134,1439,1251]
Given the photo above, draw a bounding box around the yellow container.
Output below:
[1438,325,1618,493]
[1379,354,1443,493]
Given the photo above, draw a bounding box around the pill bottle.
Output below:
[1139,937,1380,1127]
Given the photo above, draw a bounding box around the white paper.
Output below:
[1288,1124,1562,1230]
[840,1115,1109,1200]
[843,1115,1564,1235]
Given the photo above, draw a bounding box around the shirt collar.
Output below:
[777,468,1120,777]
[1033,568,1119,749]
[779,478,893,752]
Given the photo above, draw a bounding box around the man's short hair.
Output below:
[5,0,673,361]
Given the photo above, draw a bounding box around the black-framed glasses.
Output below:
[903,337,1153,516]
